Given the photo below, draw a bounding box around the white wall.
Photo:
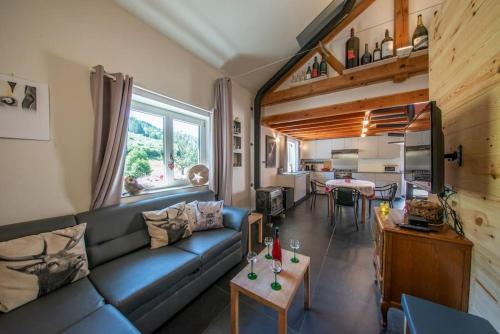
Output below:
[260,126,281,187]
[0,0,252,225]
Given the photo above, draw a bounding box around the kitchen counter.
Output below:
[276,173,307,203]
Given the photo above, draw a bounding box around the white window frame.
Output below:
[124,86,211,192]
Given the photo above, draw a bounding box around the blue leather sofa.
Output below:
[0,190,249,334]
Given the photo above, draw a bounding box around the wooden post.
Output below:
[394,0,409,49]
[230,285,239,334]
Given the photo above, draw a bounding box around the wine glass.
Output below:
[270,260,282,291]
[264,237,273,260]
[247,251,258,280]
[290,239,301,263]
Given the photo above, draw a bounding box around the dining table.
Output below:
[325,179,376,224]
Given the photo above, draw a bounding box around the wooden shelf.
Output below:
[262,53,429,106]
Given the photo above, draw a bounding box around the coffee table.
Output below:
[230,248,311,334]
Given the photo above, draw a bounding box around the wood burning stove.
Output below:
[256,187,283,221]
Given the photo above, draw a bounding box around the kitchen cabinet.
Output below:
[359,135,400,159]
[276,173,307,203]
[377,136,401,159]
[315,139,332,159]
[301,141,315,159]
[343,137,359,149]
[358,136,379,158]
[331,138,344,150]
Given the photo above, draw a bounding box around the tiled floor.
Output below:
[156,196,404,334]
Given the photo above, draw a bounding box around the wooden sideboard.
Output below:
[373,208,473,326]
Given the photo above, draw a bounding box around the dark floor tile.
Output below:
[155,285,229,334]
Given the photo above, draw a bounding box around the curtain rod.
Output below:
[89,68,117,81]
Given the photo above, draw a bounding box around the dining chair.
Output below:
[310,179,326,210]
[368,183,398,216]
[331,187,361,230]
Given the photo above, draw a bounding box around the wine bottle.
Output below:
[272,227,282,264]
[345,28,359,69]
[360,43,372,65]
[412,14,429,51]
[319,55,328,76]
[381,29,394,59]
[373,42,382,61]
[306,66,312,80]
[311,56,319,78]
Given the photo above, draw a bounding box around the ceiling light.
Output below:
[362,127,368,133]
[360,133,366,138]
[362,119,369,126]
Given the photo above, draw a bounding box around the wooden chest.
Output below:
[373,208,473,326]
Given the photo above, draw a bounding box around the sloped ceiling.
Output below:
[115,0,337,92]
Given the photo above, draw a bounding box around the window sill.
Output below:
[121,184,209,204]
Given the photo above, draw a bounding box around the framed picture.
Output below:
[265,135,277,168]
[0,74,50,140]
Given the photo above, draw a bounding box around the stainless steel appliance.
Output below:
[334,169,355,179]
[384,165,400,172]
[256,187,283,222]
[331,149,358,171]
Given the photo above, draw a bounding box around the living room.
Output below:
[0,0,498,333]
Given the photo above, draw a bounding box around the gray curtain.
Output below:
[89,65,133,209]
[213,78,233,205]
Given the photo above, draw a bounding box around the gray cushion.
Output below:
[0,215,77,242]
[76,190,215,268]
[0,278,104,334]
[173,228,241,265]
[61,305,140,334]
[89,246,201,315]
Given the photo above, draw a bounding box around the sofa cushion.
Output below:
[76,190,215,268]
[0,223,90,312]
[0,277,104,334]
[89,246,201,315]
[61,305,140,334]
[142,202,192,249]
[192,201,224,231]
[173,228,241,265]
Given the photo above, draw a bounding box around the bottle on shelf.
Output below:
[373,42,382,61]
[272,227,282,264]
[360,43,372,65]
[311,56,319,78]
[345,28,359,69]
[319,54,328,76]
[412,14,429,51]
[306,65,312,80]
[381,29,394,59]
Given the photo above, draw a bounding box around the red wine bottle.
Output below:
[311,56,319,78]
[345,28,359,69]
[272,227,282,263]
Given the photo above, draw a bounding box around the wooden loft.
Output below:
[262,89,429,140]
[260,0,430,140]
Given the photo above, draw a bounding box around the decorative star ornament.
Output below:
[192,172,203,184]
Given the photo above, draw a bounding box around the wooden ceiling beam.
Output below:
[261,54,428,106]
[394,0,410,49]
[262,89,428,124]
[283,125,362,135]
[322,0,377,44]
[266,111,365,127]
[319,41,345,74]
[275,118,363,131]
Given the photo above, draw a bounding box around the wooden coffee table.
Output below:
[230,248,311,334]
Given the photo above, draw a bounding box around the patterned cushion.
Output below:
[192,201,224,232]
[0,224,89,312]
[142,202,192,249]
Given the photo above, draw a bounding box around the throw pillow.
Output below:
[185,200,198,231]
[192,201,224,231]
[0,223,89,312]
[142,202,192,249]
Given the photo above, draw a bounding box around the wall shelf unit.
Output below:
[233,119,242,167]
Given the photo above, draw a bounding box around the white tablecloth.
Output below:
[325,179,375,197]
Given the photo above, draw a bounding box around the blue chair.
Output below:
[401,294,498,334]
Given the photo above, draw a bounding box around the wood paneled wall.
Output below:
[429,0,500,329]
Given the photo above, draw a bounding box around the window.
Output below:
[287,139,298,172]
[123,88,209,195]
